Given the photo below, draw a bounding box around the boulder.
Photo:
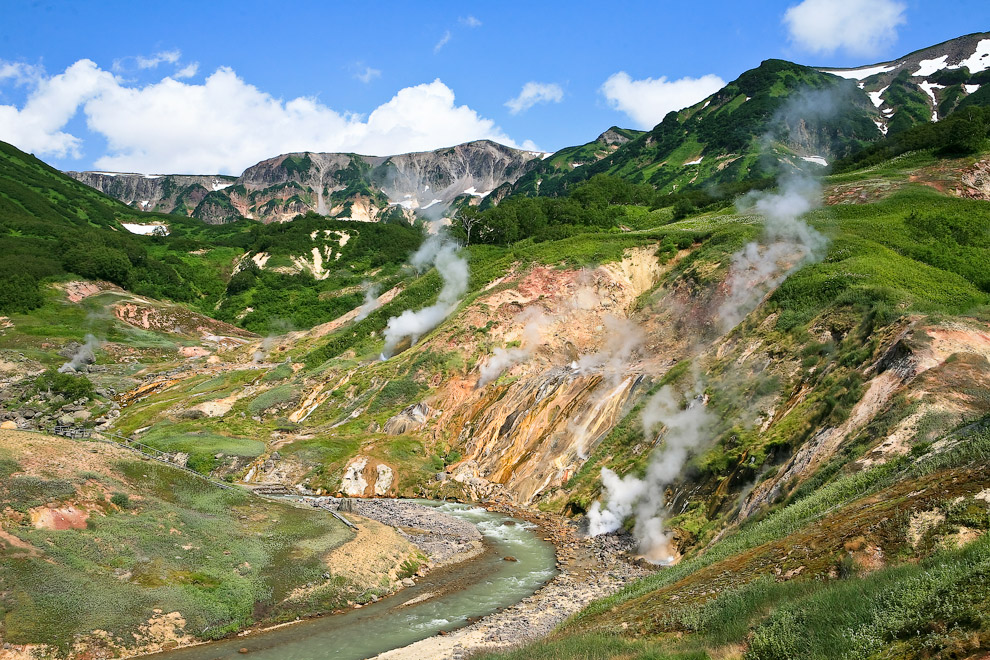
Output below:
[383,402,433,436]
[374,464,394,496]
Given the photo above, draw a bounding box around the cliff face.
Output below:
[65,172,236,217]
[67,140,545,225]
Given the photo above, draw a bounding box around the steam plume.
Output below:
[587,381,714,562]
[58,334,101,373]
[252,319,293,363]
[355,282,381,321]
[575,315,644,384]
[719,174,827,332]
[477,308,548,387]
[381,233,469,358]
[587,87,839,561]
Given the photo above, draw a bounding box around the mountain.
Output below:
[67,140,547,225]
[0,139,222,312]
[819,32,990,135]
[497,32,990,201]
[4,32,990,660]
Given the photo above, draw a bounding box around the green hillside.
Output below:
[0,140,425,332]
[504,60,880,199]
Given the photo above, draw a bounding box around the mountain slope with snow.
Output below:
[67,141,546,225]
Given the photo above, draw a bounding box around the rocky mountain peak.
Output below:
[67,140,546,225]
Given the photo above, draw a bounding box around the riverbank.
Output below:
[125,500,557,660]
[374,504,653,660]
[160,498,491,647]
[335,497,485,569]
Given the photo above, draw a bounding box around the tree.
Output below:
[456,206,482,245]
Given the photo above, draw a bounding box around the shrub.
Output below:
[0,273,44,313]
[33,369,95,401]
[110,492,131,509]
[372,378,424,412]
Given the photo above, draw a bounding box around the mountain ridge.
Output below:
[66,139,547,226]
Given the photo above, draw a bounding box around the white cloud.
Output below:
[354,65,381,83]
[460,15,482,27]
[0,60,529,174]
[505,82,564,115]
[136,50,181,69]
[601,71,725,129]
[113,50,182,73]
[783,0,906,56]
[434,30,452,53]
[0,61,44,87]
[174,62,199,79]
[0,59,117,158]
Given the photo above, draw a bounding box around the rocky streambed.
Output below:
[333,497,484,567]
[374,505,652,660]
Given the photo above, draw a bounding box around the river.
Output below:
[147,500,557,660]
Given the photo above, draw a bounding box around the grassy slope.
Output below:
[472,146,990,659]
[508,60,879,199]
[482,428,990,660]
[0,430,373,654]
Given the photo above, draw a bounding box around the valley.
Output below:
[1,29,990,660]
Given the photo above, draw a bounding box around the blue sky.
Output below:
[0,0,987,174]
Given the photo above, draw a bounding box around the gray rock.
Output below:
[384,402,433,436]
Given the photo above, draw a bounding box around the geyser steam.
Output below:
[58,334,101,373]
[587,381,714,563]
[381,233,469,359]
[355,282,381,321]
[719,174,828,331]
[477,308,548,387]
[587,88,837,561]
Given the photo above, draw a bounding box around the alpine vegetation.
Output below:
[381,233,469,359]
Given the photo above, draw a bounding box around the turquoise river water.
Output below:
[148,500,558,660]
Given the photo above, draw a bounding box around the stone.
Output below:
[383,402,433,436]
[373,464,393,496]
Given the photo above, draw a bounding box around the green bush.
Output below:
[0,273,44,313]
[34,369,95,401]
[372,378,424,412]
[110,492,131,509]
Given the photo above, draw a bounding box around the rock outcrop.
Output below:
[67,140,545,225]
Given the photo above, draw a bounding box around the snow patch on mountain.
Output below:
[868,86,889,108]
[959,39,990,73]
[918,81,944,121]
[821,64,897,80]
[913,55,949,77]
